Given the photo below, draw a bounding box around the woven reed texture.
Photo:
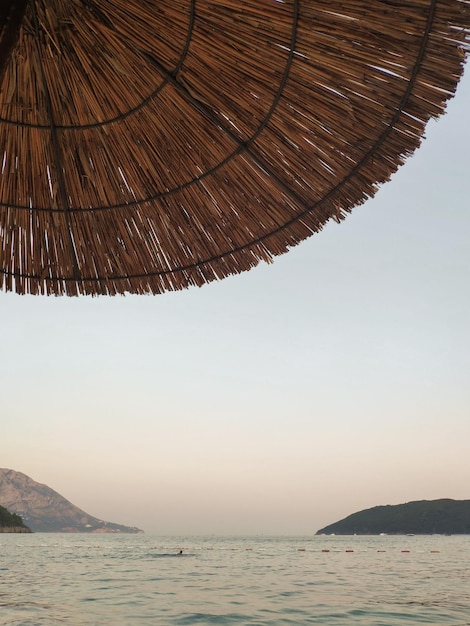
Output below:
[0,0,469,295]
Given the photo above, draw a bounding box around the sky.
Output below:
[1,68,469,537]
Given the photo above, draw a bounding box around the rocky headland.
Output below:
[0,468,143,533]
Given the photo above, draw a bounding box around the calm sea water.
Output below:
[1,534,469,625]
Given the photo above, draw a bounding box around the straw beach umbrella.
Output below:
[0,1,469,296]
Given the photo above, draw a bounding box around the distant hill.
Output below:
[0,468,143,533]
[0,503,31,533]
[316,499,470,535]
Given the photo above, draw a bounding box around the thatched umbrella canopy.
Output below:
[0,1,469,296]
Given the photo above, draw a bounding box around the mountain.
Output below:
[0,468,143,533]
[0,503,31,533]
[316,499,470,535]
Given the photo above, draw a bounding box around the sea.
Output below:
[1,534,469,625]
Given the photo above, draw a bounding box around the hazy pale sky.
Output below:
[1,69,469,536]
